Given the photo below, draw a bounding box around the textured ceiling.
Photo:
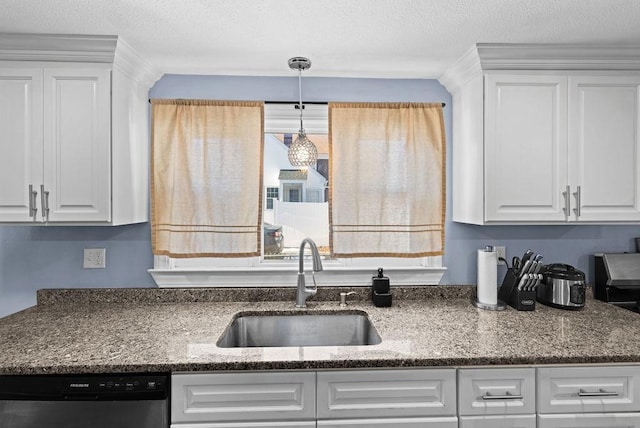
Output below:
[1,0,639,78]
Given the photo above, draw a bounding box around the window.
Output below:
[265,187,278,210]
[150,102,446,287]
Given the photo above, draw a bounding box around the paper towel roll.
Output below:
[477,247,498,305]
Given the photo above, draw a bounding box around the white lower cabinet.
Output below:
[538,365,640,426]
[171,423,315,428]
[458,367,536,428]
[172,364,640,427]
[317,416,458,427]
[171,371,316,426]
[538,413,640,427]
[459,414,537,428]
[317,368,456,427]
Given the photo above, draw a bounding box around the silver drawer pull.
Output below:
[481,391,523,400]
[578,388,619,397]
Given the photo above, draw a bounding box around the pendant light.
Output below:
[287,57,318,167]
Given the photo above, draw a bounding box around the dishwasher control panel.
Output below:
[0,374,168,400]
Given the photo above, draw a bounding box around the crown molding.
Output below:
[0,33,162,88]
[0,33,117,62]
[113,38,163,89]
[439,43,640,92]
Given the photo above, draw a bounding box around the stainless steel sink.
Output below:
[217,311,382,348]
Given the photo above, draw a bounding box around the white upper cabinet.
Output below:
[0,68,42,222]
[485,74,568,222]
[568,75,640,222]
[0,34,161,225]
[42,67,111,222]
[440,44,640,225]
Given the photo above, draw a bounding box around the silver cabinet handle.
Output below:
[40,184,50,222]
[578,388,619,397]
[481,391,524,400]
[572,185,581,218]
[28,184,38,220]
[562,185,571,218]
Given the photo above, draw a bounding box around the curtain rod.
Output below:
[148,99,445,107]
[266,101,446,107]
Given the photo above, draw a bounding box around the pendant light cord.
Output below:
[298,68,305,134]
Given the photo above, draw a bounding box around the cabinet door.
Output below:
[537,365,640,414]
[171,422,316,428]
[460,414,536,428]
[43,67,111,222]
[0,68,42,222]
[538,413,640,427]
[484,74,568,222]
[171,372,316,424]
[569,75,640,222]
[317,368,456,419]
[317,417,458,427]
[458,367,535,415]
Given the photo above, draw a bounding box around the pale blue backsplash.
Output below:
[0,74,637,317]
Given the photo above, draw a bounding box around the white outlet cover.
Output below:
[84,248,106,269]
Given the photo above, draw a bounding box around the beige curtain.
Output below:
[151,99,264,257]
[329,102,446,257]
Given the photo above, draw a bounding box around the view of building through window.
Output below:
[263,133,330,259]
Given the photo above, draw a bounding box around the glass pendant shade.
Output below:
[288,131,318,166]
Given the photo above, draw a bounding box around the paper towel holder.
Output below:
[472,296,506,311]
[472,245,506,311]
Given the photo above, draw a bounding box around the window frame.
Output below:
[149,103,446,287]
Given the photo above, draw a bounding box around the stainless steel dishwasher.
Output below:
[0,374,168,428]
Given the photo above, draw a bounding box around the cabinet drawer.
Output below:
[458,367,535,415]
[459,414,536,428]
[317,416,458,427]
[538,413,640,427]
[317,368,456,419]
[537,366,640,414]
[171,372,315,423]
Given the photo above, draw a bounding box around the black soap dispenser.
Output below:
[372,267,393,307]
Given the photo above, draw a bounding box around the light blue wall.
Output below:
[1,74,638,317]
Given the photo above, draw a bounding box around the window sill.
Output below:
[148,265,446,288]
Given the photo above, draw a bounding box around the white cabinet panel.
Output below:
[443,45,640,224]
[0,68,42,222]
[459,414,536,428]
[0,35,157,225]
[538,366,640,414]
[172,422,315,428]
[568,75,640,222]
[485,74,568,222]
[43,67,111,222]
[317,416,458,427]
[538,413,640,427]
[317,368,456,419]
[458,367,536,415]
[171,372,316,424]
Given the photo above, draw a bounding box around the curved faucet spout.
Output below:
[295,238,323,308]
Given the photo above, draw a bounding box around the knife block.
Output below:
[498,268,536,311]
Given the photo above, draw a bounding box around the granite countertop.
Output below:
[1,286,639,375]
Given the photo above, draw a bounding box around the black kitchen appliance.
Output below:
[594,253,640,313]
[536,263,586,310]
[0,374,169,428]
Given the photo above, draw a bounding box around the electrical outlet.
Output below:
[495,246,506,265]
[83,248,106,269]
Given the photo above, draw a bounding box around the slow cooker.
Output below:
[536,263,586,309]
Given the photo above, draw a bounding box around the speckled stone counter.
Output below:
[1,287,639,375]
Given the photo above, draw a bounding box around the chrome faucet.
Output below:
[295,238,323,308]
